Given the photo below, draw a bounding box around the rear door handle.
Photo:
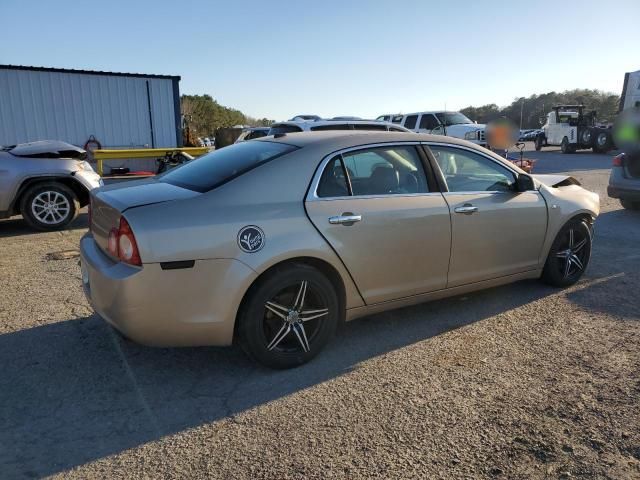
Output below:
[328,213,362,226]
[454,204,478,214]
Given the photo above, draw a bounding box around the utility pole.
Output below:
[520,98,524,130]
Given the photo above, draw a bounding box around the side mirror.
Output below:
[516,173,535,192]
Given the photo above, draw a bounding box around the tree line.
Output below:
[460,89,620,129]
[181,94,274,139]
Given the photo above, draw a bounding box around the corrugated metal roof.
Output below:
[0,64,180,81]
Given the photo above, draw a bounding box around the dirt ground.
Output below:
[0,145,638,479]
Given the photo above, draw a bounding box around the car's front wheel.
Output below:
[238,264,339,369]
[20,182,79,231]
[541,219,592,287]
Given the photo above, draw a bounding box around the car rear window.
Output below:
[310,124,352,131]
[268,124,304,134]
[352,123,387,131]
[160,141,298,192]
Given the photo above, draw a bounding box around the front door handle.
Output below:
[454,204,478,214]
[328,212,362,226]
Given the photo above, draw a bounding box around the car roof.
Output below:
[256,130,469,148]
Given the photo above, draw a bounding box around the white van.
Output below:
[377,111,487,146]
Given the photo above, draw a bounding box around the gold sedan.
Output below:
[80,131,599,368]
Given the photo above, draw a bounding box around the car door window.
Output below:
[317,156,349,197]
[403,115,418,130]
[343,146,428,195]
[429,145,515,192]
[317,146,429,197]
[419,114,439,130]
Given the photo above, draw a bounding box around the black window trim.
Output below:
[310,142,442,200]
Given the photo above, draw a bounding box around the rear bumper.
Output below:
[79,234,257,347]
[608,185,640,200]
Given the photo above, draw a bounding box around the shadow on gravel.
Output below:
[0,213,88,238]
[0,279,555,478]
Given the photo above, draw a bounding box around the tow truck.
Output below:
[535,105,613,154]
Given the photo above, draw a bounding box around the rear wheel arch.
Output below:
[234,256,347,342]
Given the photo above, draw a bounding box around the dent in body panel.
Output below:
[537,184,599,264]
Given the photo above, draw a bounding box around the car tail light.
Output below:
[612,154,625,167]
[106,216,142,266]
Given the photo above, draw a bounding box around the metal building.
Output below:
[0,65,182,149]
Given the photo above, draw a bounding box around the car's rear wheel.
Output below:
[20,182,79,231]
[238,264,339,369]
[592,131,611,153]
[535,135,544,151]
[560,137,574,154]
[541,219,592,287]
[621,199,640,210]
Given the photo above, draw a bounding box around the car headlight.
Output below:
[78,161,96,172]
[464,130,479,140]
[581,130,591,143]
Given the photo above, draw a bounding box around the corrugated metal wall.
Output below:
[0,68,179,149]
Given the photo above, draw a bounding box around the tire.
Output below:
[238,264,340,369]
[592,131,611,153]
[621,199,640,210]
[535,135,544,151]
[19,182,79,231]
[560,137,575,154]
[541,219,592,287]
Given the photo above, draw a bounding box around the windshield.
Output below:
[435,112,474,126]
[160,141,298,192]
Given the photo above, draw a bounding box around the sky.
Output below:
[1,0,638,121]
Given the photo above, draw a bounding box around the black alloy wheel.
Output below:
[542,219,592,287]
[238,264,339,368]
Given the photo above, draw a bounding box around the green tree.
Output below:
[461,89,620,129]
[181,94,274,137]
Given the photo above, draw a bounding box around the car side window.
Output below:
[429,145,515,193]
[392,115,403,124]
[342,146,429,196]
[317,156,349,198]
[419,114,439,130]
[403,115,418,130]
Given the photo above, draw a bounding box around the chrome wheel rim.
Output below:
[555,227,589,279]
[263,280,329,353]
[596,133,607,147]
[31,191,70,225]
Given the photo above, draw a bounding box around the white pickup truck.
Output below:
[376,111,487,147]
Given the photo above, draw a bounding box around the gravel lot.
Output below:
[1,145,638,479]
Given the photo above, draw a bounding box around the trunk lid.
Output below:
[90,179,199,255]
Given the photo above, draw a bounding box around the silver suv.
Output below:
[268,119,412,135]
[608,152,640,210]
[0,140,102,230]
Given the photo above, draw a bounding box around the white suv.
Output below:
[377,111,487,146]
[268,119,412,135]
